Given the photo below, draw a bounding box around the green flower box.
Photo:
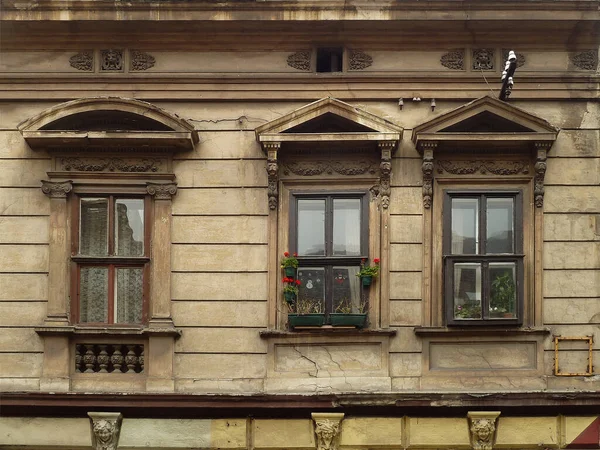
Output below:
[361,275,373,286]
[284,267,297,277]
[329,313,368,329]
[288,313,325,329]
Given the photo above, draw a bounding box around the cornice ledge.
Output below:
[35,325,182,337]
[260,328,397,339]
[414,326,551,337]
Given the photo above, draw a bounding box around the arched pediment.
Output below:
[19,97,199,152]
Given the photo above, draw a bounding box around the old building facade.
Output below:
[1,1,599,448]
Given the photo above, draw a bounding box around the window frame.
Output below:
[70,193,151,326]
[289,190,369,317]
[443,189,524,326]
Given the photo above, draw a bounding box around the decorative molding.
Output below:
[467,411,500,450]
[287,51,311,71]
[378,141,395,209]
[502,49,526,68]
[130,50,156,71]
[265,142,280,210]
[41,180,73,198]
[472,48,495,70]
[348,49,373,70]
[61,157,161,172]
[570,50,598,70]
[88,412,123,450]
[534,143,550,208]
[440,49,465,70]
[422,149,434,209]
[435,160,530,176]
[69,51,94,71]
[282,160,376,177]
[100,49,124,72]
[312,413,344,450]
[146,182,177,200]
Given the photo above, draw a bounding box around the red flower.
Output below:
[373,258,380,264]
[284,252,289,257]
[293,252,298,257]
[361,258,366,263]
[283,277,294,283]
[295,280,301,286]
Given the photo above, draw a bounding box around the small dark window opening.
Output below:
[317,48,344,73]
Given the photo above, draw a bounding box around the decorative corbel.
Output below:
[467,411,500,450]
[264,142,281,210]
[88,412,123,450]
[419,141,438,208]
[534,142,552,208]
[311,413,344,450]
[146,182,177,200]
[378,141,396,209]
[41,180,73,198]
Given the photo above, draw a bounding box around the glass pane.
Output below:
[80,198,108,256]
[332,266,362,313]
[115,199,145,257]
[333,199,361,256]
[489,263,517,319]
[296,267,325,313]
[80,267,108,323]
[115,267,143,323]
[451,198,479,254]
[453,262,482,320]
[297,199,325,256]
[486,197,514,254]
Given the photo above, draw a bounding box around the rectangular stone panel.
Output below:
[0,51,83,73]
[0,245,48,272]
[0,352,42,377]
[340,417,403,447]
[544,242,600,269]
[0,302,46,326]
[388,187,423,215]
[0,131,45,158]
[0,274,47,300]
[389,327,423,352]
[429,341,537,370]
[518,100,598,129]
[273,343,383,376]
[0,217,48,244]
[551,130,600,157]
[544,270,600,297]
[264,376,391,394]
[173,160,266,188]
[407,418,469,446]
[172,272,267,301]
[0,328,43,352]
[390,272,422,299]
[172,301,267,328]
[391,377,421,391]
[544,214,599,242]
[389,300,422,326]
[172,216,268,244]
[0,160,50,187]
[174,131,263,160]
[176,378,264,394]
[495,417,558,446]
[0,418,89,447]
[546,158,599,185]
[391,158,422,187]
[175,353,267,378]
[390,244,422,271]
[0,188,49,216]
[389,215,423,243]
[420,375,547,391]
[253,419,315,449]
[172,244,267,272]
[176,328,267,354]
[389,353,421,377]
[173,188,267,215]
[544,186,600,213]
[543,298,600,324]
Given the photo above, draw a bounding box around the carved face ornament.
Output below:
[471,419,494,442]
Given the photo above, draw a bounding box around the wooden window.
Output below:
[443,190,523,326]
[290,192,369,317]
[71,195,150,324]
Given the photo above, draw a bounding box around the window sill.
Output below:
[260,327,397,339]
[413,326,550,338]
[35,325,182,338]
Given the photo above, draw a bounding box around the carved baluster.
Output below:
[111,347,124,373]
[83,344,97,373]
[125,345,138,373]
[97,345,109,373]
[139,347,144,372]
[75,344,83,373]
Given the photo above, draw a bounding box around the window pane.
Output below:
[333,199,361,256]
[453,262,482,319]
[80,267,108,323]
[115,199,145,257]
[451,198,479,254]
[297,267,325,313]
[115,267,143,323]
[332,266,362,312]
[80,198,108,256]
[486,197,514,254]
[489,263,517,319]
[298,199,325,256]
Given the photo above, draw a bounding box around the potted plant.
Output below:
[282,277,301,303]
[329,298,368,328]
[287,298,325,329]
[356,258,380,286]
[281,251,299,277]
[490,272,516,318]
[454,300,482,319]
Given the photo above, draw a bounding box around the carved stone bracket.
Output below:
[130,50,156,71]
[419,141,437,208]
[265,142,280,210]
[88,412,123,450]
[287,51,312,71]
[534,142,551,208]
[69,51,94,71]
[146,182,177,200]
[378,141,396,209]
[472,48,495,70]
[570,50,599,70]
[468,411,500,450]
[440,49,465,70]
[41,180,73,198]
[312,412,344,450]
[348,49,373,70]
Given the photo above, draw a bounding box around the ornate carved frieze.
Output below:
[472,49,495,70]
[287,51,312,71]
[502,49,526,68]
[468,411,500,450]
[130,50,156,71]
[435,160,530,176]
[282,160,376,177]
[61,157,161,172]
[41,180,73,198]
[570,50,599,70]
[88,412,123,450]
[69,51,94,71]
[312,413,344,450]
[146,182,177,200]
[534,142,551,208]
[101,49,124,72]
[440,49,465,70]
[348,49,373,70]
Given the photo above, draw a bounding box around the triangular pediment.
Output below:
[256,97,402,151]
[412,96,558,152]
